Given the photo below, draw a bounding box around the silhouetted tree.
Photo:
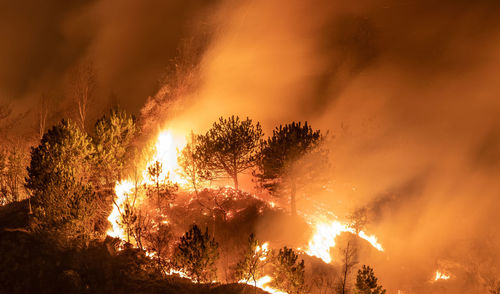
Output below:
[348,208,369,236]
[119,202,136,243]
[255,122,325,215]
[146,161,178,210]
[5,147,26,202]
[144,223,173,274]
[36,94,49,140]
[271,246,306,294]
[354,265,386,294]
[0,146,26,204]
[172,224,219,283]
[336,241,358,294]
[196,116,263,190]
[69,60,95,131]
[236,233,269,290]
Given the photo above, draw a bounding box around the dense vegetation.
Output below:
[0,110,389,294]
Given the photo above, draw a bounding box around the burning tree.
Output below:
[354,265,386,294]
[196,116,263,190]
[255,121,325,215]
[146,160,178,210]
[271,246,306,294]
[348,208,369,236]
[236,233,269,289]
[172,224,219,283]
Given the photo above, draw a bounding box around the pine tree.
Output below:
[92,108,137,188]
[337,241,358,294]
[178,132,211,194]
[236,233,269,289]
[271,246,306,294]
[255,122,325,215]
[25,119,98,243]
[146,160,178,210]
[354,265,386,294]
[172,224,219,283]
[196,116,263,190]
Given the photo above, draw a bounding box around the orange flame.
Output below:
[144,129,187,185]
[239,275,288,294]
[107,180,134,238]
[107,129,187,240]
[238,241,287,293]
[305,220,383,264]
[434,270,451,281]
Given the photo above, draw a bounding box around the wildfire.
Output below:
[434,270,451,281]
[305,220,383,264]
[106,127,384,292]
[240,276,287,294]
[107,129,187,240]
[107,180,134,238]
[145,129,187,185]
[257,242,270,261]
[238,241,287,293]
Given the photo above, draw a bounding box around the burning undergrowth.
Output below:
[107,173,386,292]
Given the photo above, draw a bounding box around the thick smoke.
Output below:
[147,0,500,292]
[3,0,500,292]
[0,0,217,130]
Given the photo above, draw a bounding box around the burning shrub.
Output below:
[146,160,178,209]
[172,224,219,283]
[236,233,270,288]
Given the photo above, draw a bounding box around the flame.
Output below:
[146,129,187,185]
[305,220,383,264]
[107,129,187,240]
[105,128,385,289]
[239,276,287,294]
[238,241,286,293]
[107,180,134,238]
[434,270,451,281]
[357,230,384,251]
[257,242,270,261]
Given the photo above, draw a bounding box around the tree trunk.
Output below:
[290,180,297,216]
[156,174,161,210]
[233,173,239,190]
[342,264,348,294]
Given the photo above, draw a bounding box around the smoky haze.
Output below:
[2,0,500,292]
[153,0,500,292]
[0,0,216,127]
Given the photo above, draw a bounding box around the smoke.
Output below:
[0,0,217,132]
[146,0,500,292]
[3,0,500,292]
